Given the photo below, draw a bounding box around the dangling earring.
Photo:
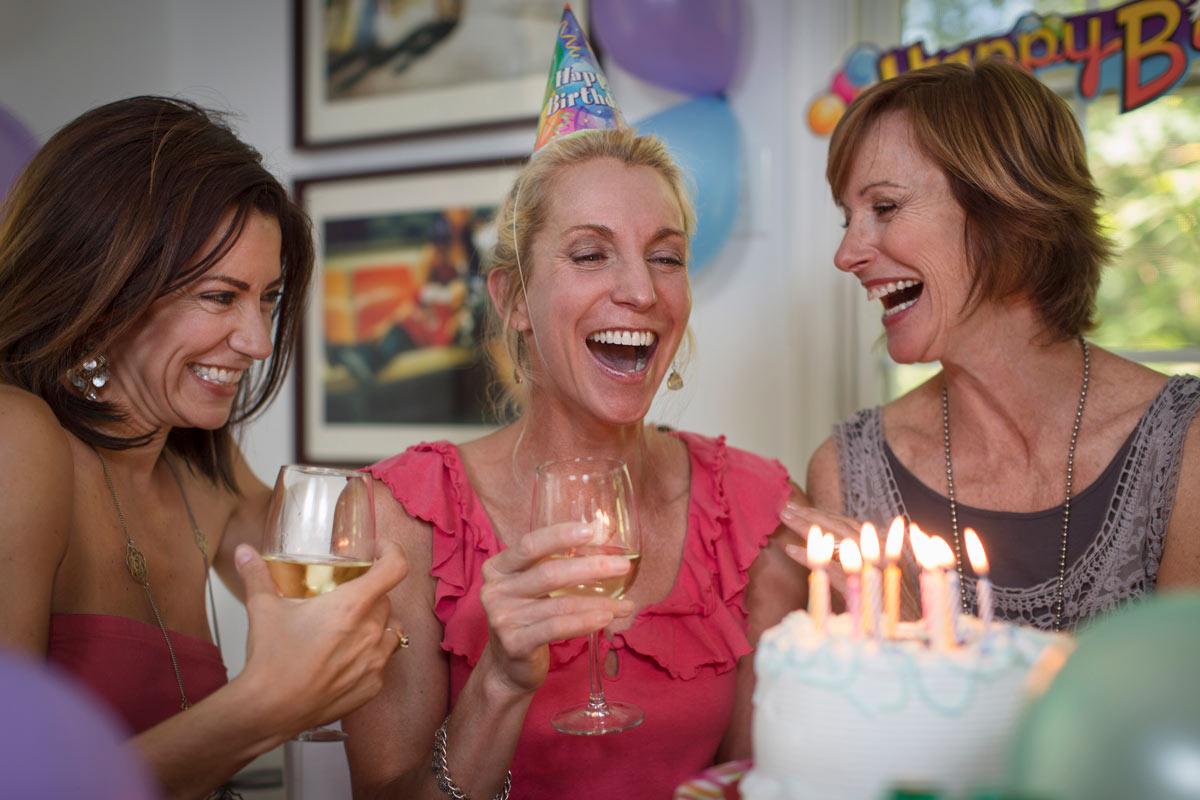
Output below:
[667,364,683,391]
[69,354,110,401]
[513,367,523,385]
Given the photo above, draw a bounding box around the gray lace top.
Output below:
[832,374,1200,632]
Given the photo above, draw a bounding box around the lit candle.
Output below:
[913,528,947,649]
[929,536,958,650]
[807,525,832,634]
[859,522,882,638]
[883,516,905,638]
[964,528,992,636]
[840,538,863,637]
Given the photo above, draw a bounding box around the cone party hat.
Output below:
[533,5,626,155]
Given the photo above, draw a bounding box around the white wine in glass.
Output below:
[533,456,643,735]
[263,465,375,742]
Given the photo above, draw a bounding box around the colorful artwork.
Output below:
[296,159,522,465]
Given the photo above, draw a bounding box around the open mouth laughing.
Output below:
[868,279,924,318]
[585,329,658,374]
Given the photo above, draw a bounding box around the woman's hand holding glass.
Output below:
[243,465,408,742]
[477,523,635,699]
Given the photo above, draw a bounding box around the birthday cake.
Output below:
[740,611,1069,800]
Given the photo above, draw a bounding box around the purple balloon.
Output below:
[593,0,742,95]
[0,648,161,798]
[0,104,38,202]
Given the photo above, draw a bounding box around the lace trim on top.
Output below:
[368,432,791,680]
[832,375,1200,631]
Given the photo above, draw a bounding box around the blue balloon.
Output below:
[635,98,740,273]
[0,648,161,798]
[844,45,880,88]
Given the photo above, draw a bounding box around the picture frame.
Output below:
[293,0,588,148]
[294,157,524,466]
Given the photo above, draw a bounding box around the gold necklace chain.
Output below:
[94,448,214,710]
[942,337,1090,632]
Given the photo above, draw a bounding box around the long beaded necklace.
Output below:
[941,337,1090,632]
[94,448,217,709]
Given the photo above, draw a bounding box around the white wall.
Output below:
[0,0,877,786]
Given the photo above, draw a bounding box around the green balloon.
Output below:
[1007,592,1200,800]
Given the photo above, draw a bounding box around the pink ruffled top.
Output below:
[369,431,790,799]
[47,613,227,735]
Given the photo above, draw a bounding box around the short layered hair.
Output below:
[827,59,1111,339]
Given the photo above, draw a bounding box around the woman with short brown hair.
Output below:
[787,60,1199,632]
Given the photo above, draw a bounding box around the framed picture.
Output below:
[294,0,588,148]
[295,158,524,466]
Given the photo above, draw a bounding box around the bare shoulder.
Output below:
[0,385,75,650]
[805,437,841,512]
[373,475,436,587]
[0,385,74,493]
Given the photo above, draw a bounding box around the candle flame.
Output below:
[885,516,906,561]
[859,522,880,565]
[840,538,863,572]
[909,522,928,551]
[929,536,955,570]
[913,531,936,571]
[807,525,832,568]
[964,528,989,575]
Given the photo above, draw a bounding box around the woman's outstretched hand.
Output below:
[234,537,409,737]
[477,522,635,696]
[778,500,860,597]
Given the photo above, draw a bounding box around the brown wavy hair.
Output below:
[826,59,1111,340]
[0,96,313,491]
[486,128,696,418]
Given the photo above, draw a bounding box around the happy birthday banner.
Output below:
[809,0,1200,135]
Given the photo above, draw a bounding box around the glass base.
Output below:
[295,726,348,743]
[551,700,644,736]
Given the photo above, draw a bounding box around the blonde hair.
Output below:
[486,128,696,417]
[827,59,1111,340]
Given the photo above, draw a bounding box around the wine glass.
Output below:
[263,465,375,742]
[533,456,643,735]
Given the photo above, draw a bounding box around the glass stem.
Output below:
[586,630,609,713]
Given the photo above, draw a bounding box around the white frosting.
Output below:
[742,611,1069,800]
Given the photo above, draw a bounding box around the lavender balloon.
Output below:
[1,647,161,798]
[0,104,38,201]
[592,0,743,95]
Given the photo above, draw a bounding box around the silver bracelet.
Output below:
[432,716,512,800]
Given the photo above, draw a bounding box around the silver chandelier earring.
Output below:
[667,364,683,391]
[70,354,110,401]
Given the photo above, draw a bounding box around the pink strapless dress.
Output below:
[47,613,227,734]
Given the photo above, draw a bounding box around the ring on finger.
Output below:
[385,626,410,650]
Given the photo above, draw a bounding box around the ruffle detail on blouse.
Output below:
[371,434,791,679]
[369,442,496,665]
[606,432,791,680]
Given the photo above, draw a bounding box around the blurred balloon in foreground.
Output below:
[1008,593,1200,800]
[1,647,161,799]
[635,97,741,273]
[0,104,38,202]
[592,0,743,95]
